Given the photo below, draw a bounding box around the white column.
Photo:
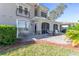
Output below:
[37,22,41,34]
[58,24,60,32]
[49,22,53,33]
[31,22,35,34]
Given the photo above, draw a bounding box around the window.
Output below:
[17,20,26,28]
[24,8,28,15]
[18,6,23,13]
[41,12,47,18]
[16,6,30,18]
[35,8,38,16]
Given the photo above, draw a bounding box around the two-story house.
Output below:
[0,3,66,37]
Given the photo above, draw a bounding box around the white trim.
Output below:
[16,19,26,38]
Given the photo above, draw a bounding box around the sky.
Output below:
[41,3,79,22]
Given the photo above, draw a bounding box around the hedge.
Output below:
[0,25,17,45]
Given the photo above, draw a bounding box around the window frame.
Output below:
[18,6,23,13]
[41,12,47,18]
[24,8,28,15]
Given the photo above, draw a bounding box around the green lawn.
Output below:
[0,44,79,56]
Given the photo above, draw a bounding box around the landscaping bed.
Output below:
[66,24,79,47]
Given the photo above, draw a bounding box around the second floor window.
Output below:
[35,8,38,16]
[18,6,23,13]
[24,8,28,15]
[16,6,30,18]
[41,12,47,18]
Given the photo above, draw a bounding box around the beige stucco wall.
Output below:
[0,3,35,25]
[0,3,16,25]
[0,3,36,34]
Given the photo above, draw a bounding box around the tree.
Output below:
[49,3,67,20]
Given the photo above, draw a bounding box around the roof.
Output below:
[57,22,78,25]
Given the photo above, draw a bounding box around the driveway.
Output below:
[22,34,70,45]
[40,35,69,44]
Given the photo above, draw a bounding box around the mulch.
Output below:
[0,39,79,52]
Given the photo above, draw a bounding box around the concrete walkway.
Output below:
[22,34,70,45]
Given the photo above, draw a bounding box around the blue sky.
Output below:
[41,3,79,22]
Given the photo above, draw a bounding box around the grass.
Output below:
[0,43,79,56]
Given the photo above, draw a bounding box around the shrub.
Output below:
[0,25,17,45]
[66,24,79,46]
